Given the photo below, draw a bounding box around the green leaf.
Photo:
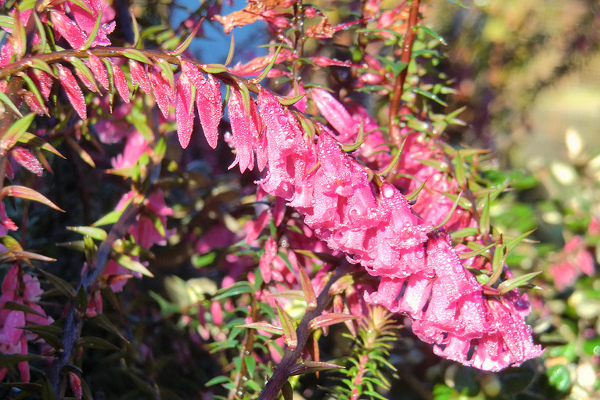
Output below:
[374,55,407,77]
[309,313,358,331]
[3,301,45,317]
[69,57,99,92]
[149,291,180,316]
[433,192,462,230]
[0,249,56,263]
[67,226,107,241]
[123,49,153,64]
[0,185,65,211]
[115,254,154,277]
[0,354,49,369]
[298,266,317,309]
[205,376,231,387]
[547,365,571,392]
[237,322,283,335]
[253,44,282,84]
[38,269,76,298]
[278,93,305,106]
[498,271,542,294]
[244,354,256,377]
[202,64,228,74]
[32,12,48,54]
[450,227,479,239]
[89,314,130,344]
[410,87,447,106]
[458,242,494,259]
[289,361,344,376]
[479,193,491,236]
[81,11,102,50]
[418,26,447,45]
[0,113,35,153]
[78,336,121,351]
[213,281,252,301]
[20,73,48,115]
[0,89,23,118]
[92,201,129,226]
[583,337,600,355]
[276,301,297,350]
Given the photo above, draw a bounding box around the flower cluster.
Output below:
[221,89,543,371]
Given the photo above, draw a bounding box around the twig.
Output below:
[49,164,161,396]
[388,0,421,150]
[257,261,354,400]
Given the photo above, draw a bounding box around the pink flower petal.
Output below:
[227,87,259,172]
[311,88,358,140]
[50,11,86,49]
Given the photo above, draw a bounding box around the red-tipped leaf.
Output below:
[175,73,195,148]
[56,64,87,119]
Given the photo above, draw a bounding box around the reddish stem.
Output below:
[388,0,421,149]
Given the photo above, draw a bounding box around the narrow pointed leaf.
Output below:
[237,322,283,335]
[289,361,344,376]
[276,301,297,350]
[224,32,235,66]
[109,60,130,103]
[123,49,153,64]
[0,250,56,263]
[253,44,282,83]
[56,64,87,119]
[498,271,542,294]
[81,11,102,50]
[479,193,491,235]
[202,64,228,73]
[0,90,23,118]
[176,73,195,148]
[115,254,154,277]
[309,313,358,331]
[3,301,45,317]
[1,113,35,153]
[67,226,108,241]
[87,53,109,90]
[433,192,462,230]
[298,266,317,310]
[38,269,76,298]
[129,60,151,94]
[458,242,495,259]
[1,185,64,211]
[18,132,66,158]
[70,57,99,92]
[78,336,121,351]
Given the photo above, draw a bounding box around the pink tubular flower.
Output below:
[224,89,542,371]
[550,236,595,291]
[227,87,260,172]
[0,265,53,382]
[116,190,174,249]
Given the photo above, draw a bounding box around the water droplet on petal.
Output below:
[382,184,395,198]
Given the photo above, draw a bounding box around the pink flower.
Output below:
[550,236,595,291]
[227,87,260,172]
[0,266,53,381]
[111,130,149,169]
[116,190,174,249]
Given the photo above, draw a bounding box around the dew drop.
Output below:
[382,184,395,198]
[277,115,288,125]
